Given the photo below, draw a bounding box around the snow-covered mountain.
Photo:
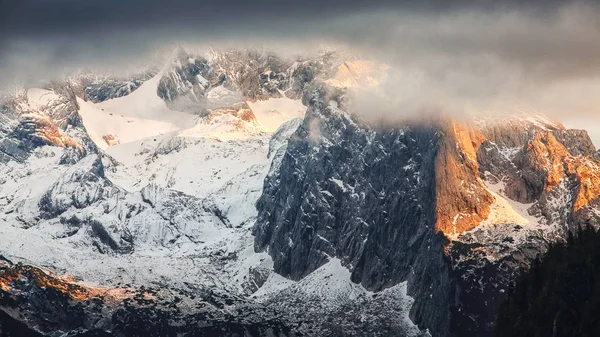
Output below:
[0,47,427,337]
[1,46,599,337]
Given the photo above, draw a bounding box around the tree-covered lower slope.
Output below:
[495,226,600,337]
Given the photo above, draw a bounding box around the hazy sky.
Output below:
[1,0,599,144]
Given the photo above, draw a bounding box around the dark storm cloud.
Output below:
[0,0,583,44]
[0,0,563,35]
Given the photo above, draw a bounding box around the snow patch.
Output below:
[483,178,534,226]
[77,71,197,149]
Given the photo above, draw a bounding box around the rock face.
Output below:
[102,134,119,146]
[154,48,339,115]
[207,49,338,102]
[0,87,96,164]
[434,121,493,236]
[254,85,455,336]
[157,47,211,112]
[254,83,600,336]
[13,113,80,150]
[0,48,432,337]
[70,70,158,103]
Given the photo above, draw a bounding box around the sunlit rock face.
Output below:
[0,87,96,164]
[0,256,295,337]
[254,82,600,336]
[433,121,494,236]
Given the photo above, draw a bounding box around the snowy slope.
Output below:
[95,70,192,123]
[78,72,197,149]
[102,132,270,198]
[26,88,62,109]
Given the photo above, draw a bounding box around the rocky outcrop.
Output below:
[0,257,295,337]
[39,156,115,219]
[157,47,211,112]
[207,49,295,102]
[254,85,455,336]
[154,47,339,114]
[0,87,97,164]
[551,128,596,156]
[69,69,157,103]
[102,134,119,146]
[434,121,493,236]
[12,114,80,151]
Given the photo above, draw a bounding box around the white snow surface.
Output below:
[254,258,426,337]
[104,133,268,199]
[483,178,534,226]
[26,88,61,109]
[78,72,197,149]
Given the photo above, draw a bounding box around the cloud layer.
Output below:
[1,0,599,140]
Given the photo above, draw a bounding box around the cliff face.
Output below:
[254,84,600,336]
[254,85,454,335]
[434,122,493,236]
[153,48,339,115]
[3,47,600,336]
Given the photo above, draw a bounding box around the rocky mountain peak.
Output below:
[3,45,600,337]
[254,81,600,336]
[157,47,210,109]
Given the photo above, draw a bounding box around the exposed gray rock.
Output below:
[0,86,97,165]
[0,258,295,337]
[153,48,339,115]
[157,47,211,113]
[69,69,157,103]
[255,84,455,336]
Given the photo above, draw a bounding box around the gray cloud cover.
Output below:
[1,0,599,141]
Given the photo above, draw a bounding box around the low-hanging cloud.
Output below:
[1,0,599,139]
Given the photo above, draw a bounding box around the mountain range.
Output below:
[1,47,599,337]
